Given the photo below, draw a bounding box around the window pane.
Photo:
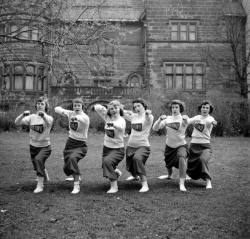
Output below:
[189,32,196,41]
[180,32,187,40]
[189,24,196,32]
[25,76,34,90]
[31,29,39,40]
[171,24,178,31]
[10,25,18,35]
[196,65,203,74]
[20,26,29,39]
[165,65,173,74]
[186,65,193,74]
[15,65,24,74]
[176,65,183,74]
[180,24,187,31]
[166,75,173,89]
[43,78,47,91]
[195,76,203,89]
[176,75,183,89]
[3,76,10,90]
[38,78,43,91]
[186,75,193,89]
[27,65,35,74]
[171,32,178,40]
[14,76,23,89]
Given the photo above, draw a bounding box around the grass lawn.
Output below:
[0,132,249,239]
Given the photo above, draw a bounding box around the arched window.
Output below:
[14,65,24,90]
[37,66,46,91]
[25,65,35,90]
[126,73,142,87]
[2,65,11,90]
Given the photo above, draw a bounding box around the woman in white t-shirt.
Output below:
[187,100,217,189]
[153,100,189,192]
[94,100,126,194]
[55,98,90,194]
[124,98,154,193]
[15,97,53,193]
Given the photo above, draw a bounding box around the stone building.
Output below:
[0,0,249,108]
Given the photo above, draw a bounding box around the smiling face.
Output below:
[73,103,82,113]
[133,102,145,113]
[108,104,120,116]
[201,104,210,116]
[36,101,46,112]
[171,104,180,116]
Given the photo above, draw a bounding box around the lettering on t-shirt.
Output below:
[105,129,115,138]
[30,124,44,134]
[166,122,180,130]
[194,123,205,132]
[132,123,142,131]
[70,121,78,131]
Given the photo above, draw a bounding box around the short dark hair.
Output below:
[132,98,148,110]
[73,98,84,109]
[169,100,185,113]
[198,100,214,114]
[35,96,49,112]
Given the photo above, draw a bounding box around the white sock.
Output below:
[107,180,118,194]
[206,179,212,189]
[139,181,149,193]
[34,176,44,193]
[179,178,187,192]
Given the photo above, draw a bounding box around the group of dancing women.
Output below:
[15,96,217,194]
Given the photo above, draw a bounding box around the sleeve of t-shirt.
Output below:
[94,104,108,121]
[21,115,32,125]
[55,106,72,118]
[123,110,133,122]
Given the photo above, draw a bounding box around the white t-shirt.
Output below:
[189,115,215,144]
[124,111,154,148]
[55,107,89,141]
[153,114,187,148]
[94,104,126,148]
[21,113,53,147]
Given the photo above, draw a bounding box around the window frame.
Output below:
[163,62,206,91]
[169,20,198,41]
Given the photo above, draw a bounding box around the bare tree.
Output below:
[204,15,249,98]
[0,0,124,87]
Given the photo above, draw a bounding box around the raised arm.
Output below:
[54,106,71,118]
[37,111,54,128]
[123,109,133,122]
[94,104,108,121]
[15,112,30,126]
[152,115,167,131]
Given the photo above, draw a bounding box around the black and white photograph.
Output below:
[0,0,249,238]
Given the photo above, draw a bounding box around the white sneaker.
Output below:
[107,181,118,194]
[65,176,74,181]
[66,176,82,181]
[114,169,122,179]
[45,169,50,181]
[179,184,187,192]
[206,180,212,189]
[126,175,140,181]
[126,175,135,181]
[71,182,80,194]
[158,174,172,180]
[179,178,187,192]
[139,182,149,193]
[186,175,191,180]
[34,177,44,193]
